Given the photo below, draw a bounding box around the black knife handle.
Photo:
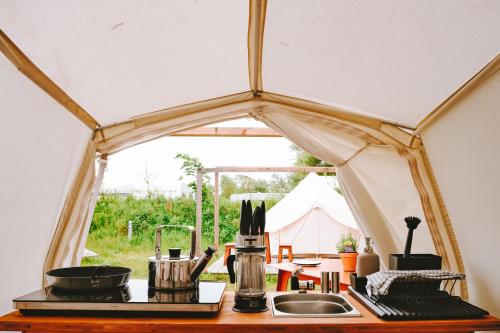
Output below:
[252,206,260,235]
[259,201,266,235]
[239,200,246,235]
[227,255,236,284]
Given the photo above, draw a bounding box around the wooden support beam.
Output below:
[248,0,267,93]
[195,170,203,256]
[201,166,336,173]
[172,127,282,137]
[213,172,220,252]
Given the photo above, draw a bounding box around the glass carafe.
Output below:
[234,250,266,300]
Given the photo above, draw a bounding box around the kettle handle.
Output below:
[227,254,236,284]
[155,225,196,259]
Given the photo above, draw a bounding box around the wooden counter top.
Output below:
[1,292,499,333]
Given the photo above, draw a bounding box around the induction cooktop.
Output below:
[13,279,226,314]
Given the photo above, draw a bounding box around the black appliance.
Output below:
[13,279,225,315]
[349,274,489,321]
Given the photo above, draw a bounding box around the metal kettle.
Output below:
[148,225,214,291]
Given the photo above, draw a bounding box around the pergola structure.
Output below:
[195,166,336,253]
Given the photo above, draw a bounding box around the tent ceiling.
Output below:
[263,0,500,127]
[0,0,249,124]
[1,0,499,129]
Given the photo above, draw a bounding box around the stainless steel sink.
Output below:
[271,293,362,318]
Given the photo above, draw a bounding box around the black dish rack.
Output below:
[348,273,489,320]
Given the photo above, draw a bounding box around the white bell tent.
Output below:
[266,173,361,256]
[1,0,499,316]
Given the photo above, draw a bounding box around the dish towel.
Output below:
[365,270,465,298]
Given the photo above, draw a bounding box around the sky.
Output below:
[101,119,296,196]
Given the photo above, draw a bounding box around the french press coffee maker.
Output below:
[227,201,268,312]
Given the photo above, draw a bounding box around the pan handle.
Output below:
[155,225,196,259]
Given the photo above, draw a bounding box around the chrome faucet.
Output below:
[290,265,315,293]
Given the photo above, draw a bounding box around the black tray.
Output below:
[349,273,368,293]
[389,254,442,270]
[348,286,489,321]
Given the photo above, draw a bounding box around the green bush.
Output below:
[88,193,271,246]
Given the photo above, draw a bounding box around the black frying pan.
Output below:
[46,266,131,291]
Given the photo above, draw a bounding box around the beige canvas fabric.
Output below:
[43,138,97,281]
[0,0,250,124]
[421,68,500,314]
[255,111,439,260]
[95,92,256,154]
[2,0,500,315]
[254,107,467,296]
[72,155,109,266]
[0,54,92,314]
[263,0,500,128]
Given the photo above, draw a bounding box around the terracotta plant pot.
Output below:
[340,252,359,272]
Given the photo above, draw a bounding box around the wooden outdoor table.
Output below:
[1,292,499,333]
[268,258,351,291]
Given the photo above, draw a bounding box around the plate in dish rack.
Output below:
[292,259,321,266]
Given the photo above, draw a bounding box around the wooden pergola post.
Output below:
[195,166,336,257]
[214,172,220,252]
[195,169,203,256]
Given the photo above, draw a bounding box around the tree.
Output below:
[143,162,158,198]
[235,175,269,193]
[175,153,210,187]
[268,174,292,193]
[288,145,334,187]
[220,175,238,199]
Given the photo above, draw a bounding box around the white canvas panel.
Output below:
[346,146,436,256]
[266,174,361,255]
[0,56,91,315]
[269,208,361,255]
[263,0,500,127]
[0,0,249,125]
[256,108,367,164]
[421,70,500,315]
[266,173,359,232]
[257,107,436,267]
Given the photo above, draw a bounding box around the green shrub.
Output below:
[89,193,264,245]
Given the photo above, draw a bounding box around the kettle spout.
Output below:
[190,246,215,282]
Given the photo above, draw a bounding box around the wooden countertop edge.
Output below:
[1,314,499,333]
[1,292,499,333]
[1,318,500,333]
[2,311,499,333]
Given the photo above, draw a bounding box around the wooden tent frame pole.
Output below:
[195,166,336,256]
[213,172,220,252]
[196,170,203,255]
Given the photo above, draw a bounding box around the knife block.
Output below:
[389,254,442,270]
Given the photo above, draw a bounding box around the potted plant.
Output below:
[336,233,359,272]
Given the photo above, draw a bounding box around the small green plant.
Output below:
[336,232,358,253]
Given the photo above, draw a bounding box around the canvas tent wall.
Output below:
[1,0,499,317]
[266,173,361,256]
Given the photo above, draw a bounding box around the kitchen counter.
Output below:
[1,292,499,333]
